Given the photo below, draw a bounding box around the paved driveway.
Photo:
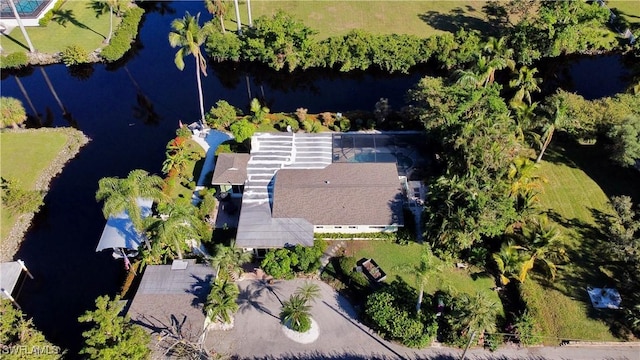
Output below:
[209,279,639,360]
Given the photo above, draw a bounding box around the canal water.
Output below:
[0,0,634,355]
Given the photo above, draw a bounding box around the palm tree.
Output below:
[211,242,252,280]
[536,97,567,163]
[169,12,215,125]
[280,294,312,332]
[204,0,227,34]
[145,201,204,259]
[395,246,444,313]
[519,215,568,282]
[89,0,125,44]
[95,169,166,249]
[453,68,482,89]
[7,0,36,52]
[509,66,542,105]
[456,292,499,337]
[294,282,320,304]
[492,241,528,285]
[205,278,240,324]
[232,0,242,34]
[483,36,515,85]
[507,156,543,199]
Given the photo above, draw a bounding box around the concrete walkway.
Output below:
[208,279,639,360]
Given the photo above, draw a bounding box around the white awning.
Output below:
[95,198,153,252]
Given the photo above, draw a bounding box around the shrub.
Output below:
[302,120,322,133]
[295,108,308,122]
[261,240,326,278]
[100,6,144,62]
[0,52,28,69]
[513,311,542,346]
[0,97,27,128]
[0,178,44,215]
[205,31,242,62]
[338,256,369,288]
[230,119,255,143]
[61,45,89,66]
[206,100,240,129]
[275,115,299,132]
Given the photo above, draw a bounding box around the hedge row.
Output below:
[99,6,144,62]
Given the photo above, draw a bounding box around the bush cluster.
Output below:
[0,178,44,215]
[261,240,327,279]
[0,52,28,69]
[364,281,437,348]
[100,6,144,62]
[337,256,369,289]
[61,44,89,66]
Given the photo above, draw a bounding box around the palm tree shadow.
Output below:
[0,32,30,51]
[187,273,214,308]
[237,281,279,320]
[418,9,493,35]
[52,9,106,39]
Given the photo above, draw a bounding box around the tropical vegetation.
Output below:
[78,295,150,359]
[0,299,61,359]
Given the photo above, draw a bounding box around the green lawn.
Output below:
[528,141,640,342]
[345,240,502,313]
[230,1,494,38]
[608,0,640,26]
[0,130,69,241]
[0,1,118,54]
[166,138,207,200]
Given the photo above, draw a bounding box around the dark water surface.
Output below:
[0,1,634,355]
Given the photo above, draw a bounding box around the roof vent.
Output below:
[324,180,330,184]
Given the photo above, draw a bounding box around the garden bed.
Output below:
[360,258,387,283]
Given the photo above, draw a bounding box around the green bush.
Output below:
[275,115,300,132]
[206,100,240,129]
[100,6,144,62]
[338,256,370,288]
[364,291,434,348]
[205,31,243,62]
[0,52,28,69]
[513,311,542,346]
[61,45,89,66]
[0,178,44,215]
[230,119,255,143]
[261,240,326,279]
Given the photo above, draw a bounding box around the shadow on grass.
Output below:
[542,208,634,339]
[0,32,30,51]
[52,9,106,39]
[418,8,494,35]
[546,139,640,203]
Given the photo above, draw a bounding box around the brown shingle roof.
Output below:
[127,261,215,339]
[211,153,250,185]
[272,163,404,226]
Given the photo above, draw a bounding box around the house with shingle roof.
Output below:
[211,132,427,252]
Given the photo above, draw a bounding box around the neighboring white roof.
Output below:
[0,262,23,298]
[95,198,153,252]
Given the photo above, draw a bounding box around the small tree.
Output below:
[0,97,27,128]
[205,278,240,325]
[280,294,312,332]
[205,99,239,129]
[78,295,150,360]
[230,119,255,143]
[294,282,320,304]
[0,299,61,359]
[210,242,252,280]
[249,98,269,124]
[607,116,640,168]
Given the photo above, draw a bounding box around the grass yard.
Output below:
[529,140,640,342]
[0,130,69,241]
[344,240,502,313]
[608,0,640,26]
[230,1,494,39]
[0,1,119,54]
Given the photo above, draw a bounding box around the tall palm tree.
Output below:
[280,294,312,332]
[510,66,542,105]
[536,97,567,163]
[204,0,227,33]
[205,278,240,324]
[169,12,215,125]
[395,246,444,313]
[232,0,242,34]
[145,201,204,260]
[211,242,252,280]
[95,169,166,249]
[89,0,125,44]
[483,36,515,84]
[246,0,252,27]
[7,0,35,52]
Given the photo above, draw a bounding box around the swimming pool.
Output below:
[0,0,48,18]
